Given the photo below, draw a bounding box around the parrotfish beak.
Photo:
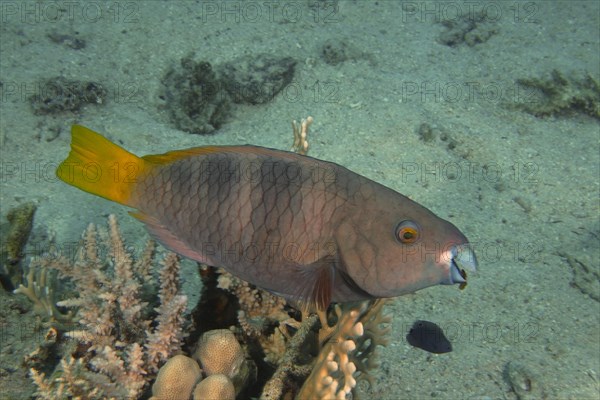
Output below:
[446,244,478,289]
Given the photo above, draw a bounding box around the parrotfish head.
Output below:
[336,192,478,300]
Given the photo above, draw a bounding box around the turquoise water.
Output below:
[1,1,598,399]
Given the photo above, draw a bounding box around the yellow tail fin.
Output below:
[56,125,147,206]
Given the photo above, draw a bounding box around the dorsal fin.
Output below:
[142,144,318,165]
[142,146,224,164]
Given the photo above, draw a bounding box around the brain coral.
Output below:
[193,374,235,400]
[151,354,201,400]
[193,329,244,378]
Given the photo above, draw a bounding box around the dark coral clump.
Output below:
[29,77,106,115]
[160,55,231,134]
[0,202,37,290]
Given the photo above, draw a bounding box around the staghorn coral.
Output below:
[217,267,294,367]
[23,215,188,399]
[217,267,289,335]
[260,314,319,399]
[262,327,288,365]
[145,252,189,373]
[150,354,201,400]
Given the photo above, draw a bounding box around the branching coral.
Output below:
[217,268,288,338]
[296,299,391,399]
[254,299,391,400]
[13,264,73,323]
[24,215,188,399]
[217,267,294,368]
[260,314,319,399]
[290,116,312,155]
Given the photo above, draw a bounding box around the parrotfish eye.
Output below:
[395,220,420,244]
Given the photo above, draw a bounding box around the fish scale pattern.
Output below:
[136,150,347,275]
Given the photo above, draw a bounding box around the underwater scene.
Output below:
[0,1,598,399]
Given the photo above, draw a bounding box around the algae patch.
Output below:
[437,10,498,47]
[513,69,600,119]
[0,202,37,290]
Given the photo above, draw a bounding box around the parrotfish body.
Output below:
[56,125,477,311]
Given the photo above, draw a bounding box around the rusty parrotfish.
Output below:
[56,124,477,312]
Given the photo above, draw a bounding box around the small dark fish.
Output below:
[406,320,452,354]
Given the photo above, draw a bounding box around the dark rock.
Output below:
[417,123,435,142]
[220,54,296,104]
[160,54,231,134]
[321,39,351,65]
[47,32,86,50]
[504,361,544,400]
[29,77,106,115]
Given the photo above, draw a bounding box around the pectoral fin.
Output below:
[281,259,335,314]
